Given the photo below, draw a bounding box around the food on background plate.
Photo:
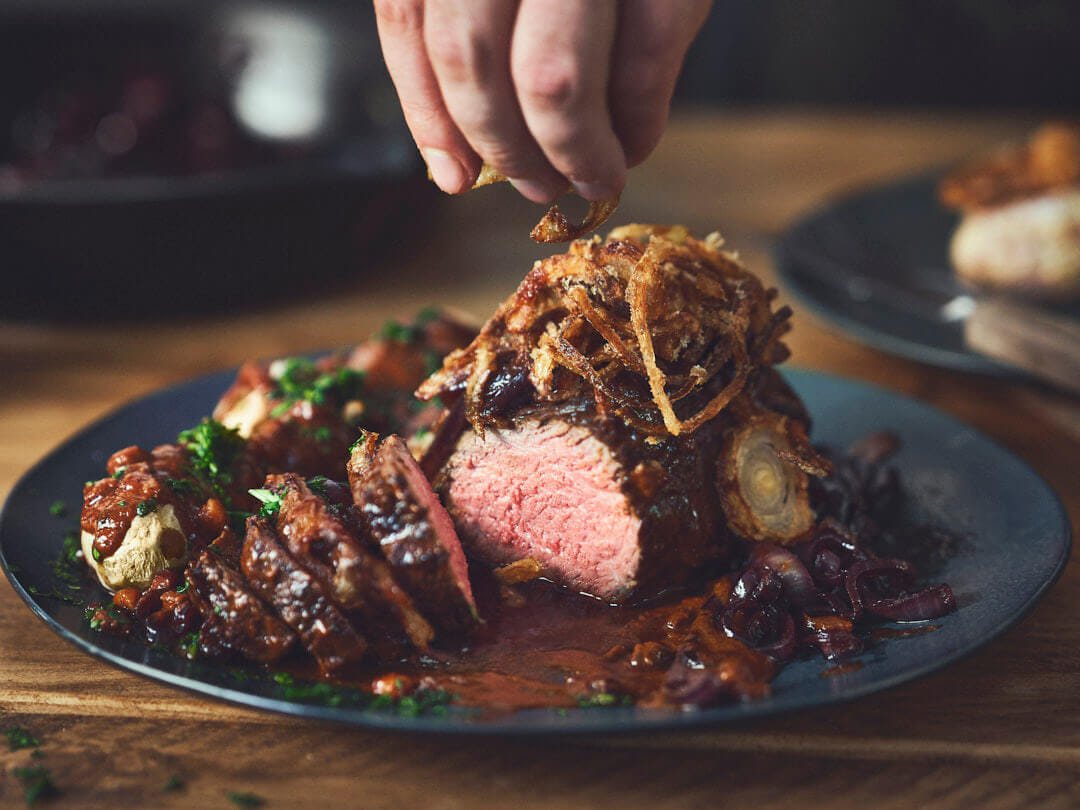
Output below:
[939,123,1080,300]
[74,228,956,714]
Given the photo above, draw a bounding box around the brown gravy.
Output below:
[299,572,768,711]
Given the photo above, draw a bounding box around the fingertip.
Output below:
[421,148,474,194]
[508,177,565,205]
[570,176,624,202]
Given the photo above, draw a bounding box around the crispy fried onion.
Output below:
[418,225,795,438]
[465,163,620,243]
[939,122,1080,211]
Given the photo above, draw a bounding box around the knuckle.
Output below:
[426,31,494,87]
[514,57,584,112]
[612,57,677,107]
[372,0,424,31]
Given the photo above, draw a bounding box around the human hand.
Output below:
[374,0,713,204]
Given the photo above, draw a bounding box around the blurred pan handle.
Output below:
[965,296,1080,396]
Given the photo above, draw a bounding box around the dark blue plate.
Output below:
[774,173,1080,375]
[0,368,1070,733]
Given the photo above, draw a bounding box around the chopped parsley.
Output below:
[175,580,189,594]
[13,764,59,806]
[111,467,126,479]
[180,632,199,659]
[226,791,266,808]
[48,501,66,517]
[306,476,329,498]
[5,726,39,751]
[301,425,332,445]
[91,546,102,562]
[268,358,366,417]
[165,478,199,498]
[83,603,129,631]
[47,533,83,592]
[270,672,454,715]
[379,306,441,344]
[576,693,633,708]
[178,419,245,505]
[164,774,184,792]
[136,498,158,517]
[248,488,283,520]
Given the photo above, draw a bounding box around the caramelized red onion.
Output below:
[864,584,957,622]
[715,520,956,670]
[749,543,818,608]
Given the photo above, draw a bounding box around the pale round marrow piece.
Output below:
[81,503,188,591]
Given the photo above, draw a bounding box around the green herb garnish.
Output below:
[48,501,66,517]
[47,532,83,593]
[180,632,199,660]
[178,419,245,504]
[164,774,184,792]
[576,693,630,708]
[226,791,265,808]
[248,488,283,520]
[13,764,59,806]
[165,478,199,498]
[136,498,158,517]
[111,467,126,479]
[269,358,366,414]
[5,726,39,751]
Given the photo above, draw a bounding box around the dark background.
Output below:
[678,0,1080,109]
[1,0,1078,111]
[0,0,1075,320]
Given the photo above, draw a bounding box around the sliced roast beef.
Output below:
[268,473,434,656]
[186,549,297,664]
[241,516,367,672]
[348,434,478,635]
[437,404,730,603]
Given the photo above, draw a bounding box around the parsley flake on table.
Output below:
[5,725,39,751]
[226,790,266,807]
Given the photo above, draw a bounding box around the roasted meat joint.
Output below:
[76,225,955,712]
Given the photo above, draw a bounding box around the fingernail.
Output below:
[508,177,560,204]
[422,148,469,194]
[571,179,619,201]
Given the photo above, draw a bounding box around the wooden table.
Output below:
[3,110,1078,809]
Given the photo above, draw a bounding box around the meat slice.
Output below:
[269,473,434,656]
[348,434,478,635]
[438,408,729,603]
[186,549,297,664]
[241,516,367,672]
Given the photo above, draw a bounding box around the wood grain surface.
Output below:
[3,110,1078,809]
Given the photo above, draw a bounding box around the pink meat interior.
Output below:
[445,420,641,599]
[401,453,476,608]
